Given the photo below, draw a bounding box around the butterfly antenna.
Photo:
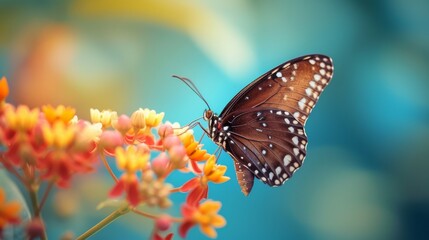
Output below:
[172,75,211,110]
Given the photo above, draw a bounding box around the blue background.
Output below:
[1,0,428,239]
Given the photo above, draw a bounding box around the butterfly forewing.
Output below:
[220,54,333,125]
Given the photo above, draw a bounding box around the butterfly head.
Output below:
[203,109,223,140]
[203,109,213,121]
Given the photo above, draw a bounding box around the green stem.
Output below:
[38,180,54,212]
[28,183,48,240]
[99,152,118,182]
[132,208,183,223]
[28,183,40,217]
[76,204,131,240]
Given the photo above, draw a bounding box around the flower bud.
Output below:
[136,143,150,155]
[158,124,174,139]
[99,130,123,153]
[112,114,132,134]
[0,76,9,102]
[26,218,45,240]
[152,153,170,177]
[155,214,172,231]
[163,135,181,149]
[131,108,146,130]
[169,145,187,169]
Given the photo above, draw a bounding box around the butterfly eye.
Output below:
[203,110,213,121]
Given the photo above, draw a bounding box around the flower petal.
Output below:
[200,225,217,238]
[190,159,202,174]
[126,180,140,206]
[211,215,226,228]
[178,221,195,238]
[180,178,200,192]
[186,186,208,206]
[109,179,125,197]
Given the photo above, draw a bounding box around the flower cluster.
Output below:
[93,106,229,238]
[0,77,101,190]
[0,76,229,239]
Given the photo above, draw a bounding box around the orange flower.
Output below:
[180,155,229,205]
[2,105,41,166]
[0,76,9,102]
[4,105,39,132]
[178,130,211,162]
[42,105,76,125]
[179,200,226,238]
[202,155,230,185]
[0,188,21,230]
[42,121,75,149]
[124,108,163,145]
[109,145,149,206]
[39,121,98,187]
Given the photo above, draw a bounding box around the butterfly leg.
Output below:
[193,121,210,136]
[214,146,223,163]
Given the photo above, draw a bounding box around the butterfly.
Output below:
[178,54,333,195]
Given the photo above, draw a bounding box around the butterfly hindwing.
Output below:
[222,109,307,191]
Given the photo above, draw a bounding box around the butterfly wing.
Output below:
[222,109,307,194]
[216,54,333,194]
[220,54,333,125]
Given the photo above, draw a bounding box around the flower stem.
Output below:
[76,204,131,240]
[0,161,29,188]
[28,183,40,217]
[132,208,183,223]
[170,187,181,193]
[38,180,54,212]
[100,152,118,182]
[28,183,48,240]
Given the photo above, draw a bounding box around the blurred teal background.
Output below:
[1,0,428,239]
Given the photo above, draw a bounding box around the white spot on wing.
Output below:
[314,74,321,81]
[293,148,300,155]
[283,155,291,166]
[292,136,299,145]
[305,88,313,97]
[298,98,307,110]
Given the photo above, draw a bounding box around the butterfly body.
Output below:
[203,54,333,195]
